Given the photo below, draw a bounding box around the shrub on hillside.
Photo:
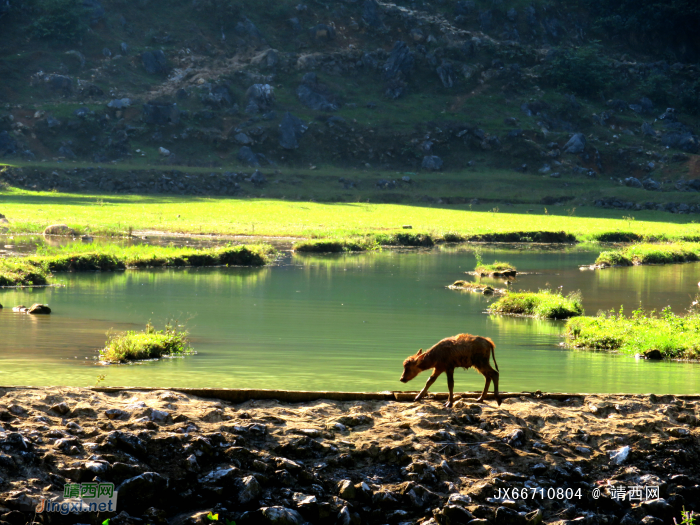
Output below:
[30,0,88,41]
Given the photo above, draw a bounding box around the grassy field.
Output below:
[595,242,700,266]
[566,307,700,360]
[0,244,273,286]
[2,185,700,242]
[488,289,584,319]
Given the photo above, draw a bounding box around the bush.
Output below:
[31,0,88,41]
[488,289,584,319]
[543,44,613,98]
[99,322,194,363]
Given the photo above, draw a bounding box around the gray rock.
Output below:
[246,84,274,111]
[44,224,77,236]
[107,98,131,109]
[48,75,73,94]
[238,146,261,167]
[117,472,168,514]
[203,84,234,108]
[363,0,383,27]
[310,23,335,42]
[82,0,105,25]
[28,303,51,314]
[641,122,657,137]
[141,50,168,74]
[234,133,253,145]
[661,132,699,153]
[58,145,76,158]
[0,131,17,156]
[338,479,356,500]
[120,42,128,54]
[437,60,455,88]
[73,107,92,118]
[297,74,338,111]
[105,408,130,420]
[235,17,266,46]
[383,41,415,81]
[495,506,527,525]
[143,102,180,124]
[563,133,586,154]
[625,177,643,188]
[279,112,308,150]
[261,506,304,525]
[422,155,443,171]
[238,475,261,504]
[642,178,660,191]
[102,47,111,57]
[250,170,267,185]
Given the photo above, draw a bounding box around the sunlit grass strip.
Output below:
[595,242,700,266]
[565,307,700,359]
[294,238,376,253]
[475,261,516,275]
[0,244,274,286]
[488,289,584,319]
[99,323,194,363]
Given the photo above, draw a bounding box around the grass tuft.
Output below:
[488,289,584,319]
[565,306,700,359]
[99,322,194,363]
[595,243,700,266]
[475,261,517,275]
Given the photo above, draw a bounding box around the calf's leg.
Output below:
[415,370,441,402]
[476,365,501,405]
[445,368,455,408]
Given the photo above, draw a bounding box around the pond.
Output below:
[1,245,699,393]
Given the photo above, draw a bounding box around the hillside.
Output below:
[0,0,699,210]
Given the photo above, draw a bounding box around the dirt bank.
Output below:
[0,387,698,525]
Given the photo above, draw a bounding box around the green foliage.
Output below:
[488,289,584,319]
[543,43,613,98]
[638,73,673,107]
[475,261,516,275]
[99,321,194,363]
[566,306,700,359]
[674,508,696,525]
[595,243,700,266]
[30,0,88,41]
[0,244,272,286]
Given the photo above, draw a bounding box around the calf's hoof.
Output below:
[496,397,503,406]
[444,401,453,408]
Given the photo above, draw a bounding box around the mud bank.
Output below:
[0,387,699,525]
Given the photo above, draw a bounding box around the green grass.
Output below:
[595,243,700,267]
[475,261,516,275]
[488,289,584,319]
[565,306,700,359]
[0,244,273,286]
[99,322,194,363]
[2,185,700,242]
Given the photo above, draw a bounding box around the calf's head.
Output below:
[400,349,424,383]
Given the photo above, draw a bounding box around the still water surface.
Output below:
[1,246,699,393]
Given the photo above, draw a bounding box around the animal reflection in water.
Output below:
[400,333,501,408]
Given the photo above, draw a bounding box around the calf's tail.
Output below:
[486,337,498,371]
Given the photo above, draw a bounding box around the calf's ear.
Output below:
[417,348,423,355]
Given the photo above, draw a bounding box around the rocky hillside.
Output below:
[0,0,699,196]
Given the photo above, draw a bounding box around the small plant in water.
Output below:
[94,374,106,387]
[99,319,194,363]
[473,246,483,268]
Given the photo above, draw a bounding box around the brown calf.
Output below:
[400,333,501,408]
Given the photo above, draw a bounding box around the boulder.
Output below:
[117,473,168,514]
[422,155,443,171]
[0,131,17,156]
[107,98,131,109]
[48,75,73,94]
[436,60,455,88]
[27,304,51,314]
[82,0,105,24]
[297,74,338,111]
[261,506,305,525]
[237,146,262,167]
[642,178,660,191]
[235,17,266,46]
[362,0,383,28]
[661,132,699,153]
[43,224,78,236]
[279,112,308,150]
[143,102,180,124]
[625,177,643,188]
[246,84,274,112]
[250,170,267,185]
[563,133,586,154]
[383,41,415,81]
[641,122,657,137]
[310,24,335,42]
[202,85,234,108]
[141,50,168,74]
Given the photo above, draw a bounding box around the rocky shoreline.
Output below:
[0,387,698,525]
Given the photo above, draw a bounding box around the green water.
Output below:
[1,246,699,393]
